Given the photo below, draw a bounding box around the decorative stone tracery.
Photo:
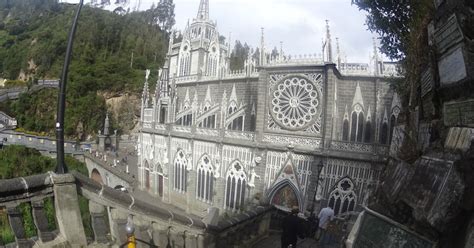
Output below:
[328,177,357,215]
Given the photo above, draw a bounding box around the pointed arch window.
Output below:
[379,122,388,144]
[328,177,357,215]
[225,161,247,210]
[342,119,349,141]
[174,150,188,193]
[350,104,364,143]
[179,43,191,77]
[144,160,151,190]
[197,155,214,202]
[389,114,397,144]
[364,121,372,143]
[156,163,164,197]
[227,101,244,131]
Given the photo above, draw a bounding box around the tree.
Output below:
[230,40,250,71]
[352,0,432,61]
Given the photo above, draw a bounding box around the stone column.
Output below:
[109,208,128,245]
[6,207,31,248]
[53,173,87,247]
[32,200,55,242]
[133,217,151,248]
[89,201,109,244]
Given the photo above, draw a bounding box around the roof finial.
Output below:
[279,41,283,61]
[336,37,341,68]
[373,37,379,76]
[325,20,333,63]
[197,0,209,20]
[260,27,265,66]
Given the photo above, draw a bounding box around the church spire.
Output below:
[260,27,266,66]
[373,37,380,76]
[336,37,341,68]
[325,20,333,63]
[196,0,209,21]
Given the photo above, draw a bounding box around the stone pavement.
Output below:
[253,233,341,248]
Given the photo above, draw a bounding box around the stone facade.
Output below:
[138,0,399,218]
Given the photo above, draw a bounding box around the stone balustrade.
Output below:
[0,172,274,247]
[330,140,389,156]
[0,130,81,155]
[0,111,16,129]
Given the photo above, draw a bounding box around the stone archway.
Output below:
[91,168,103,184]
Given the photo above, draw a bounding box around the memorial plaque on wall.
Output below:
[444,99,474,127]
[420,68,433,97]
[401,156,453,214]
[434,14,463,55]
[438,47,467,86]
[354,210,435,248]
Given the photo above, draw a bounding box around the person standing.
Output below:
[281,206,304,248]
[317,206,335,246]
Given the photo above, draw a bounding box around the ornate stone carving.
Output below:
[271,76,320,130]
[330,141,374,153]
[262,134,321,148]
[224,130,255,141]
[196,128,219,136]
[173,126,192,133]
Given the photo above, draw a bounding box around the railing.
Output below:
[0,111,17,128]
[0,172,274,247]
[0,87,27,102]
[196,127,219,137]
[224,130,255,141]
[330,140,390,156]
[267,54,324,66]
[0,130,80,154]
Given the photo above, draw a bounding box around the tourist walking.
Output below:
[281,206,304,248]
[317,206,335,247]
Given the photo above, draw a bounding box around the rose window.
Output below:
[271,76,319,129]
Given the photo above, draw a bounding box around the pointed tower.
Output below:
[196,0,209,21]
[325,20,333,63]
[336,37,341,68]
[104,113,110,136]
[373,37,380,76]
[352,82,364,111]
[366,105,372,122]
[260,27,266,66]
[141,69,151,121]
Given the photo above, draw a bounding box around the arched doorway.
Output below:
[91,169,103,184]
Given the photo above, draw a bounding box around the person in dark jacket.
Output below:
[281,206,304,248]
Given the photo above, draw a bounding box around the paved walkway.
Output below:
[254,233,341,248]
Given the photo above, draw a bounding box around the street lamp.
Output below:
[56,0,84,174]
[310,159,325,217]
[125,221,136,248]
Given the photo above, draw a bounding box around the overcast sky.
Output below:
[64,0,381,63]
[171,0,378,62]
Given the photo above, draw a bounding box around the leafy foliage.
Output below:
[0,145,90,244]
[353,0,432,61]
[0,1,173,139]
[229,40,250,71]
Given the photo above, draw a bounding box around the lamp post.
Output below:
[310,159,325,217]
[56,0,84,174]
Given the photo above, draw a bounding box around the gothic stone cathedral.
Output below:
[138,0,401,218]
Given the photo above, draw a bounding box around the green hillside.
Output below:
[0,0,172,140]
